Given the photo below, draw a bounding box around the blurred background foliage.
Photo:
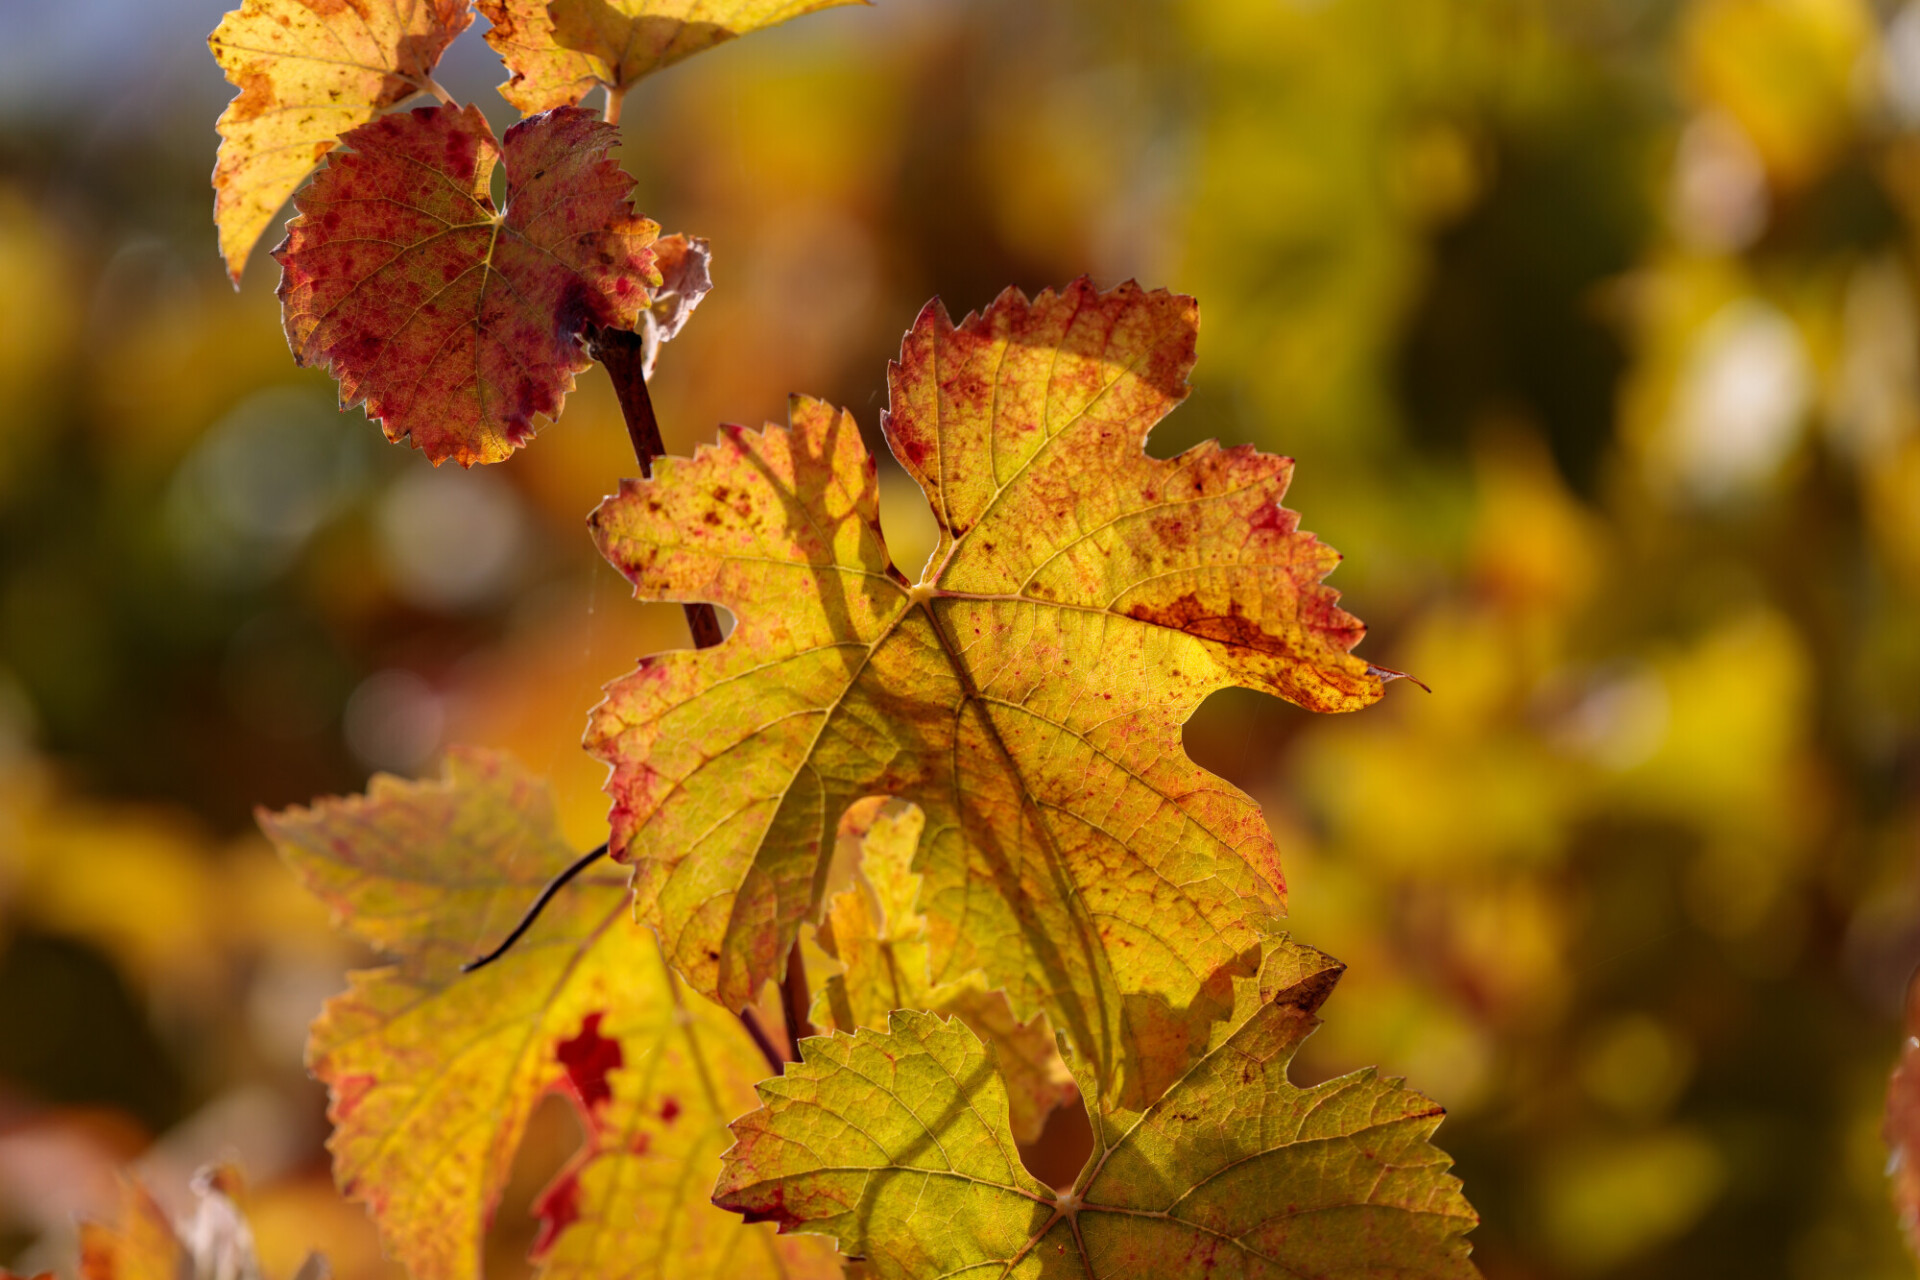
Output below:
[3,0,1920,1275]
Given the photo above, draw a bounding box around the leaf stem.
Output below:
[460,842,608,973]
[603,83,626,126]
[592,326,725,645]
[414,73,455,105]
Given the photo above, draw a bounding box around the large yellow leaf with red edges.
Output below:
[209,0,474,284]
[274,102,660,466]
[479,0,868,115]
[587,279,1394,1111]
[258,748,841,1280]
[811,799,1077,1146]
[713,939,1477,1279]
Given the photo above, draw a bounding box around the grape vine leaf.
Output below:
[479,0,869,115]
[209,0,474,285]
[714,938,1477,1278]
[274,102,661,466]
[587,279,1392,1110]
[811,798,1077,1146]
[258,748,841,1280]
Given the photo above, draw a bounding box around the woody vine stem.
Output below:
[455,325,805,1082]
[596,323,811,1075]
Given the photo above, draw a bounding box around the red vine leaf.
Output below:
[274,102,660,466]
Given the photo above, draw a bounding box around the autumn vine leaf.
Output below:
[209,0,473,284]
[714,938,1477,1278]
[588,279,1394,1111]
[480,0,869,117]
[258,749,840,1280]
[275,102,661,466]
[811,799,1077,1145]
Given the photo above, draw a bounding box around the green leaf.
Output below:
[715,939,1477,1278]
[811,799,1077,1146]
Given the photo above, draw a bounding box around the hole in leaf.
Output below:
[1016,1091,1094,1192]
[1142,378,1239,461]
[1182,685,1301,795]
[489,1091,582,1277]
[877,458,937,580]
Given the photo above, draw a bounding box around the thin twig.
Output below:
[461,842,608,973]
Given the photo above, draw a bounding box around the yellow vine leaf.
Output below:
[258,748,840,1280]
[588,279,1393,1111]
[812,799,1077,1146]
[714,939,1477,1278]
[479,0,868,115]
[209,0,474,285]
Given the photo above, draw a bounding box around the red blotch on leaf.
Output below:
[658,1095,681,1125]
[556,1011,622,1116]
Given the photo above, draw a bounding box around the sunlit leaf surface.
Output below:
[811,799,1077,1146]
[480,0,868,115]
[209,0,473,283]
[715,939,1476,1278]
[588,279,1390,1108]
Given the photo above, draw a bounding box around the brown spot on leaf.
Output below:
[1127,593,1286,656]
[229,69,277,122]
